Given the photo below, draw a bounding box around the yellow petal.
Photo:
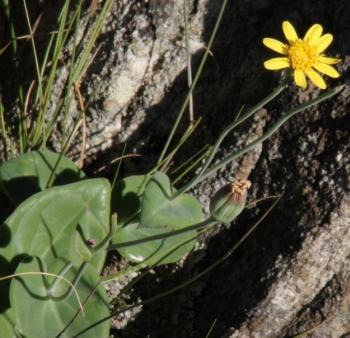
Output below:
[264,57,290,70]
[306,69,326,89]
[263,38,287,54]
[294,69,307,88]
[313,62,340,78]
[304,24,323,45]
[317,55,341,65]
[282,21,298,42]
[316,34,333,53]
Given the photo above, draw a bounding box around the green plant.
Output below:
[0,0,342,337]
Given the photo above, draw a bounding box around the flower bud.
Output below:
[210,179,251,224]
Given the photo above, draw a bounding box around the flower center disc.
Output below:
[288,40,317,71]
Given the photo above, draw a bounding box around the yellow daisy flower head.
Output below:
[263,21,341,89]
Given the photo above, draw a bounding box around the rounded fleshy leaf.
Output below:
[140,172,203,228]
[11,257,109,338]
[112,172,202,266]
[0,179,111,328]
[0,179,110,269]
[0,309,17,338]
[114,223,197,265]
[0,150,85,206]
[111,175,147,228]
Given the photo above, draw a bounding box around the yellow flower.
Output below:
[263,21,341,89]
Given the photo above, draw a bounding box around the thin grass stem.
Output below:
[183,0,194,123]
[111,143,127,190]
[157,0,230,165]
[22,0,44,110]
[45,113,83,188]
[160,117,202,172]
[172,144,210,185]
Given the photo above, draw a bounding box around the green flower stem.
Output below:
[194,83,286,181]
[157,0,230,165]
[107,217,217,251]
[172,83,286,197]
[72,195,280,338]
[174,85,342,197]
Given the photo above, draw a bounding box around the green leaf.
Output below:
[0,150,85,206]
[115,223,197,265]
[0,309,18,338]
[111,175,147,228]
[140,171,202,228]
[0,179,111,330]
[0,178,110,269]
[11,257,109,338]
[113,172,203,266]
